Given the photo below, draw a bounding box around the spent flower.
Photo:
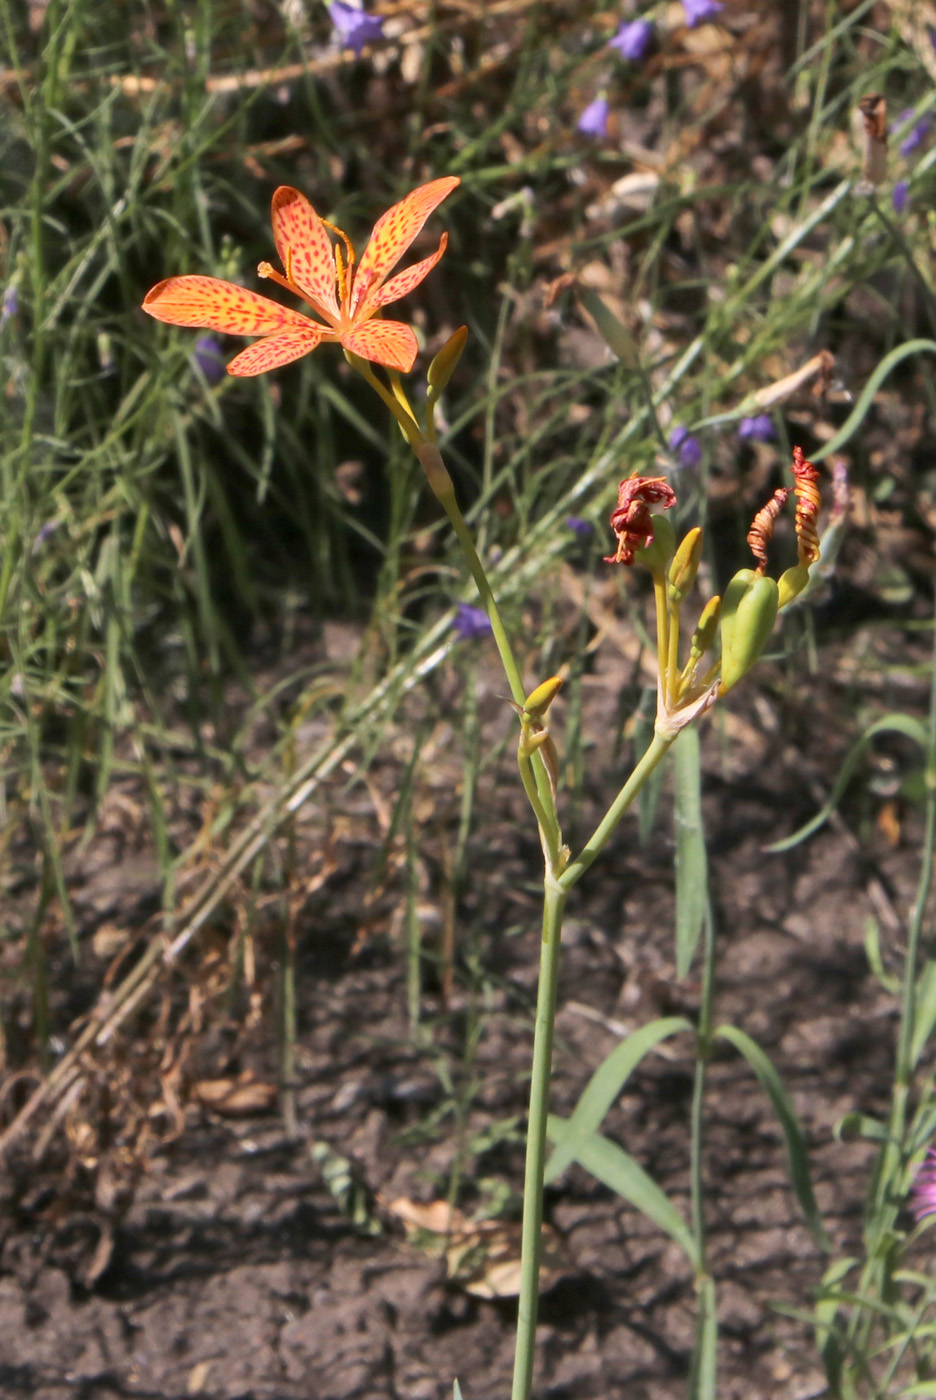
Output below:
[893,179,910,213]
[143,177,460,375]
[605,476,677,566]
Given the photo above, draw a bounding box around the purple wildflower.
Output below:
[683,0,723,26]
[895,110,931,158]
[903,118,931,156]
[453,604,492,640]
[738,414,775,442]
[192,334,226,386]
[1,284,18,327]
[669,425,702,469]
[578,96,610,139]
[893,179,910,214]
[566,516,593,538]
[32,520,61,554]
[608,19,654,62]
[911,1148,936,1221]
[330,1,384,56]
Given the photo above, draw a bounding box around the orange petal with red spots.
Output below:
[142,276,310,336]
[226,328,326,377]
[364,233,448,316]
[341,319,419,372]
[350,177,460,318]
[270,187,341,323]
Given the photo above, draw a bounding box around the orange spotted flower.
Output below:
[142,177,460,377]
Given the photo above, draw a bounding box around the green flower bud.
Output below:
[668,526,703,603]
[523,675,564,720]
[720,574,779,692]
[427,326,468,394]
[690,594,721,659]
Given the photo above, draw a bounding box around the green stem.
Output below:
[415,441,562,865]
[510,879,567,1400]
[560,729,674,891]
[689,907,715,1258]
[416,442,524,703]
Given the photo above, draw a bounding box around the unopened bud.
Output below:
[428,326,468,394]
[720,574,779,692]
[523,675,564,720]
[668,527,703,603]
[778,563,810,609]
[690,594,721,659]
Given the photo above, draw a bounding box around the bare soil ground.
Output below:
[0,612,923,1400]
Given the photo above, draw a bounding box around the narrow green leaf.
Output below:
[548,1116,699,1270]
[545,1016,693,1183]
[577,286,640,367]
[673,729,708,977]
[834,1112,889,1144]
[864,915,900,994]
[812,340,936,463]
[715,1025,830,1249]
[814,1256,856,1391]
[767,714,927,852]
[911,960,936,1068]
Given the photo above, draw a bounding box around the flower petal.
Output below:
[226,328,326,377]
[350,176,460,318]
[143,276,310,335]
[367,233,448,312]
[341,319,418,372]
[270,187,341,323]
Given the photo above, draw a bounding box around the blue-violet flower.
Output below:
[738,414,775,442]
[453,604,492,640]
[609,19,654,62]
[330,1,385,56]
[669,425,702,469]
[578,96,610,139]
[683,0,723,26]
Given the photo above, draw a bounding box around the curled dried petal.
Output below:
[605,476,677,566]
[747,488,790,574]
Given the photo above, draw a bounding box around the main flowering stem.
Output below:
[511,879,566,1400]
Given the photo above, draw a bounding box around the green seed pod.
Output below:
[523,674,564,720]
[718,568,756,670]
[636,513,677,574]
[778,563,810,609]
[668,526,703,603]
[720,574,779,692]
[427,326,468,394]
